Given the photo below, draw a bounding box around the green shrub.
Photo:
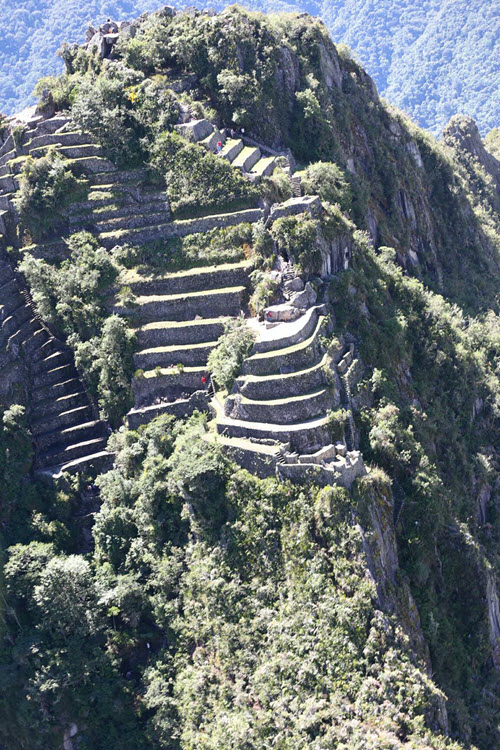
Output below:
[127,75,180,139]
[299,161,352,213]
[249,269,280,317]
[72,315,136,426]
[150,131,259,217]
[19,232,118,340]
[271,212,322,274]
[13,150,88,241]
[207,317,255,390]
[251,220,274,267]
[326,408,349,441]
[71,72,143,166]
[33,74,78,111]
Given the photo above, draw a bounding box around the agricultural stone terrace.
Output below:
[0,107,365,487]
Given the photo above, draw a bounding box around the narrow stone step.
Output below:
[0,163,12,178]
[216,412,331,455]
[30,349,72,375]
[232,146,261,172]
[26,131,93,150]
[221,138,243,163]
[32,404,93,433]
[30,336,61,363]
[38,449,112,478]
[253,307,319,354]
[233,354,330,401]
[7,318,42,351]
[122,286,247,323]
[136,318,226,348]
[87,168,147,186]
[30,143,102,160]
[121,260,251,296]
[0,304,32,341]
[39,436,108,469]
[133,365,207,403]
[31,390,88,420]
[249,155,277,179]
[134,340,217,369]
[0,149,15,168]
[93,209,171,233]
[32,376,82,403]
[229,387,331,424]
[242,316,324,377]
[32,362,77,389]
[35,419,103,452]
[20,325,52,357]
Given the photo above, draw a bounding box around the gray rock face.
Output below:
[318,40,342,90]
[264,303,303,323]
[443,115,500,194]
[175,118,213,142]
[276,45,300,102]
[284,277,304,293]
[290,282,317,309]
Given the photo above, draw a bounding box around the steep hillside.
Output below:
[0,6,499,750]
[0,0,498,136]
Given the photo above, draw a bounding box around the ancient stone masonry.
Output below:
[0,252,112,477]
[212,298,365,489]
[0,115,116,477]
[0,106,365,488]
[118,260,253,429]
[174,118,281,183]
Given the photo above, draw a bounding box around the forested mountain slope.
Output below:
[0,6,499,750]
[0,0,498,136]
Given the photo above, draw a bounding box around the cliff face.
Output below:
[0,6,499,750]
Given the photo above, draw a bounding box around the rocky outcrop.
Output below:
[443,115,500,195]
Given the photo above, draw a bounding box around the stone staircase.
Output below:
[116,259,253,429]
[0,109,366,489]
[0,114,171,254]
[212,305,366,488]
[0,254,112,477]
[175,119,278,182]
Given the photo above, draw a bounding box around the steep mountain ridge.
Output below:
[0,0,498,136]
[0,6,499,749]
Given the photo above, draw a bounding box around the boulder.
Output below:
[175,119,213,142]
[290,282,317,309]
[284,277,304,293]
[264,303,303,323]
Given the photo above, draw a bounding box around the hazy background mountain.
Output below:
[0,0,498,135]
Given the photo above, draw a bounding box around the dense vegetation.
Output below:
[1,6,500,749]
[0,1,498,136]
[19,232,136,424]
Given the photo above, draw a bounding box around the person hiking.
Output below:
[216,140,223,153]
[101,18,118,34]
